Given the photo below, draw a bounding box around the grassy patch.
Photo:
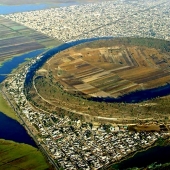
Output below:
[0,139,52,170]
[0,57,12,68]
[0,93,19,121]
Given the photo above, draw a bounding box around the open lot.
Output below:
[128,124,161,132]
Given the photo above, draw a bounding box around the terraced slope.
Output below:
[44,38,170,98]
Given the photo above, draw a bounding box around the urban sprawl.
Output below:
[2,0,170,42]
[1,0,170,169]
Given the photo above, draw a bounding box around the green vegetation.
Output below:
[78,37,170,52]
[155,137,170,146]
[0,57,12,68]
[0,93,19,121]
[0,139,53,170]
[152,162,170,170]
[0,16,63,67]
[24,58,32,61]
[127,37,170,52]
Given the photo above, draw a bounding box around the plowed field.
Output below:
[45,38,170,98]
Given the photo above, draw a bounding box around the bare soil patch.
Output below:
[47,38,170,98]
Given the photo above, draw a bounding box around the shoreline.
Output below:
[107,141,157,169]
[110,136,170,169]
[0,57,13,68]
[0,90,19,121]
[0,49,46,121]
[0,48,46,69]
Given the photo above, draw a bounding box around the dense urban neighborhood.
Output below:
[3,0,170,42]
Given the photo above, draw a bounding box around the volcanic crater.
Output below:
[42,38,170,99]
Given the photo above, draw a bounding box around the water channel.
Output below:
[0,49,45,147]
[0,111,37,147]
[115,145,170,169]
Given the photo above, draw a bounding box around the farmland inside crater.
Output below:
[43,37,170,98]
[27,37,170,122]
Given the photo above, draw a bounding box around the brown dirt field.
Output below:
[144,75,170,89]
[46,39,170,98]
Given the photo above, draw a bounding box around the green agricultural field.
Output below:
[0,93,18,121]
[0,16,63,66]
[11,25,27,31]
[0,139,53,170]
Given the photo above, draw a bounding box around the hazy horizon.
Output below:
[0,0,116,5]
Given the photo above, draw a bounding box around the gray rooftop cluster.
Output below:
[3,0,170,42]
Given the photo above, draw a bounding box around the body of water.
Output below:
[115,145,170,169]
[0,111,37,147]
[91,83,170,103]
[0,4,57,15]
[0,49,45,83]
[0,2,83,15]
[57,2,85,7]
